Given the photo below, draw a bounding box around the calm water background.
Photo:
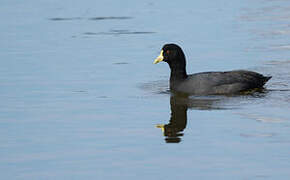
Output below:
[1,0,290,179]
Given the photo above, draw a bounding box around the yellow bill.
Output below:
[156,124,165,133]
[153,50,164,64]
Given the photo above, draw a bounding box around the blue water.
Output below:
[1,0,290,179]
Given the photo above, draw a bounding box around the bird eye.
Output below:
[166,50,170,54]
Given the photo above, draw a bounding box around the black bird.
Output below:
[153,44,271,95]
[156,95,188,143]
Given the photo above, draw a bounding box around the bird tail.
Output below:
[262,76,272,85]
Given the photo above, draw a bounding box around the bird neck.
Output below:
[169,63,187,91]
[169,61,188,81]
[167,50,188,90]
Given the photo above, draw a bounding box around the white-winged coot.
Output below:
[153,44,271,95]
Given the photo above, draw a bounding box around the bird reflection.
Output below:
[156,93,223,143]
[155,89,269,143]
[156,95,188,143]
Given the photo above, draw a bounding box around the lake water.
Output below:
[1,0,290,179]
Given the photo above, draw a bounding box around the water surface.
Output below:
[1,0,290,179]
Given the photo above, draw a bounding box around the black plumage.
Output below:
[154,44,271,95]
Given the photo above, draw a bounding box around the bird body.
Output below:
[154,44,271,95]
[171,70,271,95]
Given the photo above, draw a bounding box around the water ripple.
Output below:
[49,16,132,21]
[83,30,156,36]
